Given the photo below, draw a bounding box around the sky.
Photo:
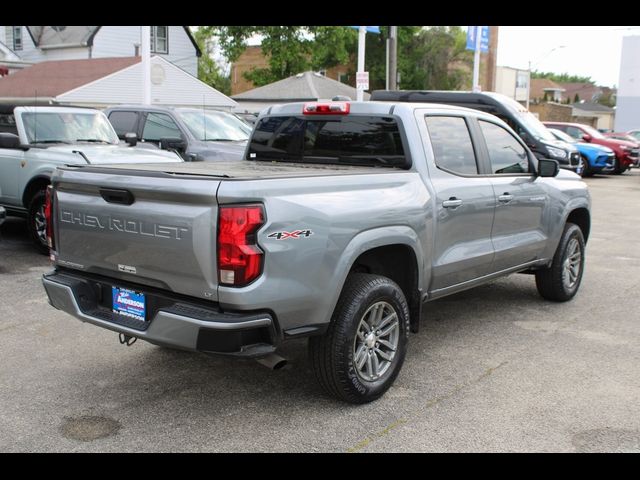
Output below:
[494,26,640,87]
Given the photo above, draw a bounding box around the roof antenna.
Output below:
[203,94,207,141]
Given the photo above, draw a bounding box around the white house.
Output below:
[0,26,200,76]
[0,56,236,110]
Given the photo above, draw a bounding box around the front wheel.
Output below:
[613,156,626,175]
[309,273,410,404]
[27,189,50,255]
[580,155,593,177]
[535,223,585,302]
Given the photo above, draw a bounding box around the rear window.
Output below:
[247,115,409,168]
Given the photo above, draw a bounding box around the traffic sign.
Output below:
[466,26,489,52]
[356,72,369,90]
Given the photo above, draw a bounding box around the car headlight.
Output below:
[547,146,567,160]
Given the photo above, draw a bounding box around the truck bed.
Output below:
[59,160,398,180]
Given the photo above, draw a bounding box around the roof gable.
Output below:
[232,71,368,101]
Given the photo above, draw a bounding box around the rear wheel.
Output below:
[27,189,50,255]
[309,273,410,404]
[535,222,585,302]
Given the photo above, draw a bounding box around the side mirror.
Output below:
[160,137,185,151]
[0,132,23,149]
[124,132,138,147]
[538,158,559,177]
[582,134,592,142]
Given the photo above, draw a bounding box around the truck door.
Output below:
[0,143,24,205]
[476,119,548,271]
[422,114,496,291]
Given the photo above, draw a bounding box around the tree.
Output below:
[193,28,231,95]
[531,71,594,84]
[198,26,474,92]
[200,26,357,88]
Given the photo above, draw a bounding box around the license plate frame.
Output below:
[112,286,146,322]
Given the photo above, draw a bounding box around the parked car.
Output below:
[605,132,640,146]
[0,105,183,253]
[370,90,583,173]
[626,129,640,142]
[543,121,639,174]
[104,105,252,162]
[42,100,591,403]
[548,128,615,176]
[234,111,259,125]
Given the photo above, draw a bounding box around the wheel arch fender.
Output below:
[21,172,53,208]
[325,226,425,332]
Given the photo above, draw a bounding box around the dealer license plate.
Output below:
[112,287,146,322]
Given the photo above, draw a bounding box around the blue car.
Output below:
[548,128,615,176]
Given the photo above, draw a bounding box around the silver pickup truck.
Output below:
[42,101,591,403]
[0,105,182,253]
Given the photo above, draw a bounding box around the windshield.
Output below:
[548,128,576,144]
[581,124,605,139]
[21,111,119,145]
[513,111,556,142]
[177,110,251,141]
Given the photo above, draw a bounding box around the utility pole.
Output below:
[389,26,398,90]
[141,26,151,105]
[472,26,481,92]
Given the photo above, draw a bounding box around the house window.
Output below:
[151,26,168,54]
[13,26,23,51]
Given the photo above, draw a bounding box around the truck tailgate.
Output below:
[52,168,221,301]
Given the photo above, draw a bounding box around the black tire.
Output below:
[309,273,410,404]
[580,155,593,177]
[27,189,50,255]
[535,223,585,302]
[613,155,626,175]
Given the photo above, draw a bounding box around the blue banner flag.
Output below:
[349,26,381,34]
[466,26,489,52]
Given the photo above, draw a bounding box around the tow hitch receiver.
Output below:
[119,333,137,347]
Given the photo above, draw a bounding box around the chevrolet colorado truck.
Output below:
[0,105,183,253]
[42,101,591,403]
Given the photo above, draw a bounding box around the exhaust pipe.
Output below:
[256,353,288,370]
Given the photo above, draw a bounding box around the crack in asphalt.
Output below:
[347,361,509,453]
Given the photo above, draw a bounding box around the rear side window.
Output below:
[479,120,531,174]
[142,113,182,141]
[425,116,478,175]
[108,111,138,138]
[248,115,408,168]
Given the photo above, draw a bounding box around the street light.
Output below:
[526,45,566,110]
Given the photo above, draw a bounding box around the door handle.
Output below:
[498,193,514,204]
[442,198,463,209]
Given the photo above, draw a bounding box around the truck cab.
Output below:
[370,90,583,173]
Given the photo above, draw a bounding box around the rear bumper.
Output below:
[42,270,278,358]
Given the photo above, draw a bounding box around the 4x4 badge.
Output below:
[267,229,313,240]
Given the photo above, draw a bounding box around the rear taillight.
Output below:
[44,185,55,254]
[303,102,350,115]
[217,205,265,287]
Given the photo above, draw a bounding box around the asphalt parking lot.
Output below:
[1,171,640,453]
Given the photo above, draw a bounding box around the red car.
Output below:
[543,122,639,174]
